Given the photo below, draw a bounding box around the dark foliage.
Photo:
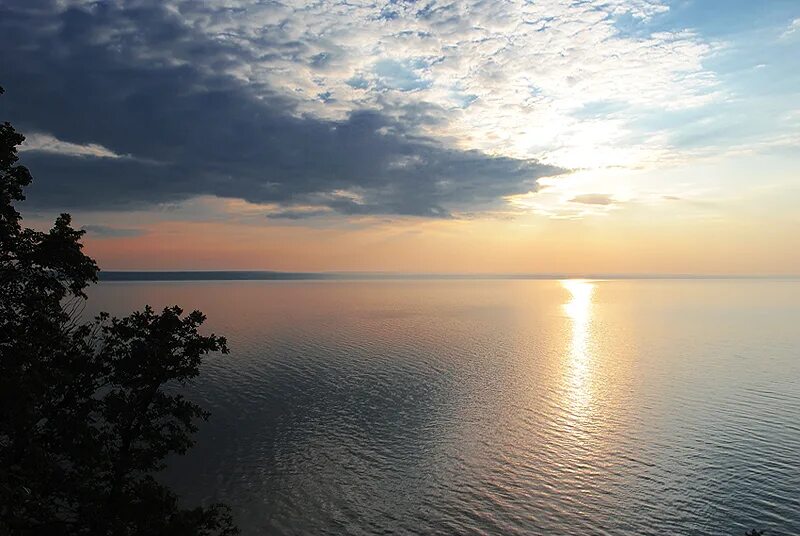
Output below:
[0,86,237,535]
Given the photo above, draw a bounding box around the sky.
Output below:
[2,0,799,274]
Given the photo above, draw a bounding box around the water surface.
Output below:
[85,279,800,535]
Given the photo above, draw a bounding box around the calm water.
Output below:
[85,279,800,535]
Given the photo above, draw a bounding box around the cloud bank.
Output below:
[2,0,738,220]
[1,0,564,218]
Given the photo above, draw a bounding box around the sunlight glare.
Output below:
[561,279,595,414]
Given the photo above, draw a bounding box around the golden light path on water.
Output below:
[561,279,596,417]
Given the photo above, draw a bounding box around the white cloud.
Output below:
[570,193,616,206]
[20,132,123,159]
[157,0,719,172]
[45,0,728,219]
[782,18,800,38]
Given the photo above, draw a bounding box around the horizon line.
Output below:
[98,271,800,282]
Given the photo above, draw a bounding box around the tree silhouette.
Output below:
[0,86,238,534]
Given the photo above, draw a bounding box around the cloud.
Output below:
[266,208,332,220]
[20,133,124,159]
[1,0,563,218]
[569,194,616,205]
[81,224,146,238]
[782,18,800,38]
[157,0,717,168]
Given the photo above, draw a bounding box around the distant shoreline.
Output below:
[98,271,800,282]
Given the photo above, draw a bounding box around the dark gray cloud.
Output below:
[266,209,332,220]
[569,194,615,206]
[0,0,564,218]
[81,224,146,238]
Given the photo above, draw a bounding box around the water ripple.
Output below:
[84,279,800,535]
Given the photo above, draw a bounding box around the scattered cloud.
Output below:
[782,18,800,39]
[569,194,616,206]
[266,208,332,220]
[81,224,146,238]
[155,0,719,168]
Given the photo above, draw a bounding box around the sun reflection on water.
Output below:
[561,279,595,414]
